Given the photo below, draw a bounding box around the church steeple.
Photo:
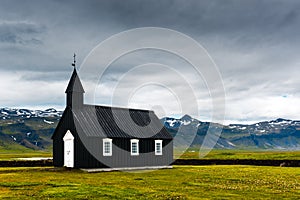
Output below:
[65,55,85,108]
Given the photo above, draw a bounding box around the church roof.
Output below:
[71,105,172,139]
[65,68,85,93]
[53,63,172,140]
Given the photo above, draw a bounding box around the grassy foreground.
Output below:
[0,152,52,160]
[0,165,299,199]
[175,149,300,160]
[1,149,300,161]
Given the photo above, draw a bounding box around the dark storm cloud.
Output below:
[0,0,299,122]
[67,0,300,72]
[80,0,300,36]
[0,21,45,45]
[1,0,300,71]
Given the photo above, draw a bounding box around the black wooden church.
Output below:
[52,59,173,169]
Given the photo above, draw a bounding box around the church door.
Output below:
[63,130,74,168]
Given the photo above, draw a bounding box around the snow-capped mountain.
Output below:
[0,108,300,151]
[0,108,63,119]
[0,108,62,150]
[162,115,300,150]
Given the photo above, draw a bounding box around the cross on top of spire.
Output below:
[72,53,76,68]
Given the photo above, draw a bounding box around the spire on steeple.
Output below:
[65,55,85,108]
[65,67,85,93]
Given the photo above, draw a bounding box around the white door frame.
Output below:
[63,130,74,168]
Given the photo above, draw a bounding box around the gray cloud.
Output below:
[20,71,69,82]
[0,0,299,123]
[0,21,45,45]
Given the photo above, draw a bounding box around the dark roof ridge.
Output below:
[80,104,154,113]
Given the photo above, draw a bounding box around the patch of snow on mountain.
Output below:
[1,111,8,115]
[165,119,177,127]
[44,108,57,112]
[270,120,292,125]
[216,143,225,148]
[227,141,236,147]
[43,119,54,124]
[181,120,191,125]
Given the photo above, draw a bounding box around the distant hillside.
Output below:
[0,108,62,152]
[162,115,300,150]
[1,108,300,151]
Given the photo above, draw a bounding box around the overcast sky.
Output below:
[0,0,300,124]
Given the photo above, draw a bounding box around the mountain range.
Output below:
[0,108,61,151]
[0,108,300,152]
[163,115,300,150]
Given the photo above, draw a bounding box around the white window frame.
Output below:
[102,138,112,156]
[155,140,163,155]
[130,139,139,156]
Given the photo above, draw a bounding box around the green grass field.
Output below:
[0,149,51,160]
[1,148,300,161]
[175,149,300,160]
[0,138,52,160]
[0,165,299,199]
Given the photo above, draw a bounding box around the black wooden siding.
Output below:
[52,108,173,168]
[52,108,72,167]
[84,138,173,168]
